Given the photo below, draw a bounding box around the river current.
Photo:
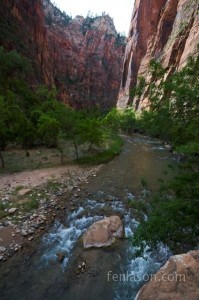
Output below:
[0,135,178,300]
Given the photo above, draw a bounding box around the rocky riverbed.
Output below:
[0,135,183,300]
[0,165,102,262]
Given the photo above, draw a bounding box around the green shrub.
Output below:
[132,55,199,255]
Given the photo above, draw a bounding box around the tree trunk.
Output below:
[88,143,93,152]
[0,152,5,169]
[73,138,79,159]
[60,149,64,164]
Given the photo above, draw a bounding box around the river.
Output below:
[0,134,178,300]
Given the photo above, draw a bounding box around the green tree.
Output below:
[132,157,199,255]
[38,114,60,148]
[0,96,10,150]
[103,108,136,133]
[132,55,199,256]
[0,46,31,94]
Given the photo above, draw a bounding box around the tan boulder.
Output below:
[136,250,199,300]
[83,216,123,248]
[17,188,32,197]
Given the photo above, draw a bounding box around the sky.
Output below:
[52,0,134,35]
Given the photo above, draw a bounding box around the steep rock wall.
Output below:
[117,0,199,110]
[0,0,126,109]
[43,0,126,108]
[0,0,53,86]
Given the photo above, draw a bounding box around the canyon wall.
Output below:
[0,0,126,109]
[117,0,199,110]
[0,0,53,85]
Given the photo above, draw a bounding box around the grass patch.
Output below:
[129,199,148,215]
[22,198,39,212]
[176,142,199,155]
[46,180,61,193]
[0,202,9,219]
[14,185,24,192]
[0,210,8,219]
[76,134,123,165]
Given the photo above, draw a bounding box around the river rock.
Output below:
[83,216,123,248]
[21,230,28,237]
[135,250,199,300]
[56,252,65,263]
[18,189,32,197]
[0,246,6,253]
[8,208,17,214]
[70,205,77,211]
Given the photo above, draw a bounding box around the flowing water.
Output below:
[0,135,178,300]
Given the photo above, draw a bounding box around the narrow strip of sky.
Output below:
[52,0,134,35]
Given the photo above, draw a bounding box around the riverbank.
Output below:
[0,134,178,299]
[0,164,102,262]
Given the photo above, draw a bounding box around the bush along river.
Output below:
[0,134,178,300]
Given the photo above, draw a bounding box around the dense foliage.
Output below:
[136,56,199,146]
[130,55,199,255]
[0,47,124,168]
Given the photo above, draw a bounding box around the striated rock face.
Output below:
[43,0,126,108]
[83,216,123,248]
[0,0,126,109]
[117,0,199,110]
[136,250,199,300]
[0,0,53,86]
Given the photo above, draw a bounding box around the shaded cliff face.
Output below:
[43,0,126,109]
[0,0,53,86]
[0,0,126,109]
[117,0,199,110]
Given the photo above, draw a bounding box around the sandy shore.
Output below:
[0,165,93,192]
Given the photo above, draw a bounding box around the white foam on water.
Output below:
[124,227,134,238]
[112,210,171,300]
[114,242,171,300]
[152,146,166,151]
[41,207,104,268]
[41,195,127,268]
[41,190,171,300]
[69,207,84,220]
[85,199,105,210]
[126,193,135,200]
[41,223,82,266]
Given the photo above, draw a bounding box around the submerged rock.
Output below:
[83,216,123,248]
[135,250,199,300]
[56,252,65,263]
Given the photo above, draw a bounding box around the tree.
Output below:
[0,46,31,94]
[38,114,60,148]
[132,55,199,256]
[0,152,4,169]
[0,96,10,150]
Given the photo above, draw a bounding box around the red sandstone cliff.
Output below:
[43,0,126,108]
[0,0,53,86]
[0,0,126,109]
[117,0,199,110]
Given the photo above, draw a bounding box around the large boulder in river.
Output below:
[83,216,123,248]
[135,250,199,300]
